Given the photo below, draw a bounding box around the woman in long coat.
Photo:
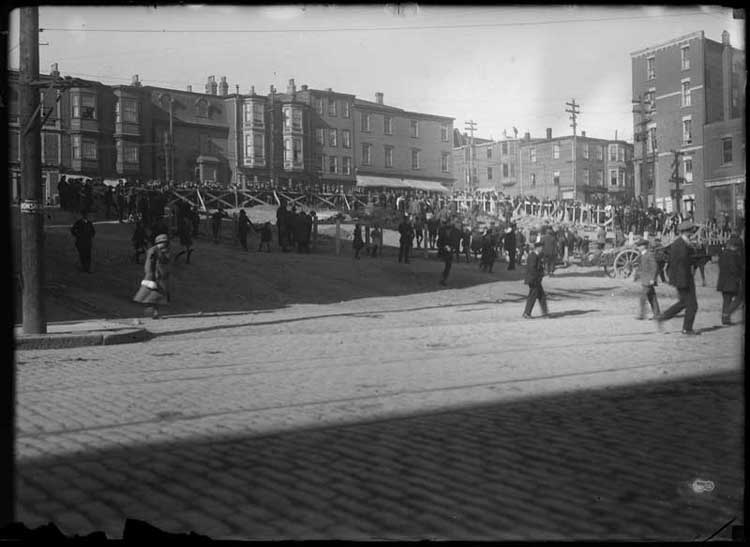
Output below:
[133,233,171,319]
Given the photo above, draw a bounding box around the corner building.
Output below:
[631,30,745,224]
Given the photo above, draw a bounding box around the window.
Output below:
[618,146,624,162]
[385,146,393,168]
[315,128,325,146]
[243,102,252,123]
[362,143,372,165]
[315,98,324,115]
[722,138,733,164]
[647,88,656,111]
[327,97,337,117]
[411,149,420,169]
[342,102,350,118]
[647,125,657,154]
[361,112,371,132]
[251,133,265,162]
[682,117,692,144]
[329,129,338,147]
[553,143,560,159]
[501,142,508,155]
[196,99,208,118]
[292,109,302,132]
[552,171,560,185]
[530,148,536,163]
[293,138,302,164]
[681,45,690,70]
[72,94,96,120]
[684,157,693,183]
[511,163,515,177]
[596,145,604,161]
[487,148,492,159]
[72,135,81,160]
[530,173,536,186]
[583,168,589,186]
[647,56,655,80]
[329,155,338,174]
[502,163,509,178]
[441,153,449,173]
[117,99,138,123]
[583,143,589,159]
[82,139,97,160]
[487,167,493,180]
[610,169,618,187]
[384,116,392,135]
[283,108,291,131]
[597,170,604,186]
[410,120,419,138]
[284,138,292,163]
[123,142,138,163]
[253,103,264,125]
[681,80,691,107]
[342,156,352,175]
[319,155,326,172]
[609,144,617,161]
[441,124,449,142]
[342,129,351,149]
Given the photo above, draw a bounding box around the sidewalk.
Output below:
[14,319,151,350]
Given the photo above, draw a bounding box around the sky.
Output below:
[6,4,745,143]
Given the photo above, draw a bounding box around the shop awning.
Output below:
[402,179,450,193]
[355,175,408,189]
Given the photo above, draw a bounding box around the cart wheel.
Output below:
[614,249,641,279]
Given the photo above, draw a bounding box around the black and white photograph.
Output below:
[5,3,746,541]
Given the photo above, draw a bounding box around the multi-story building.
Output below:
[452,132,521,192]
[7,69,455,201]
[631,30,745,223]
[517,129,634,202]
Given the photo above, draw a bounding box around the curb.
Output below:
[14,328,152,351]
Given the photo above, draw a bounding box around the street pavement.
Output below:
[13,270,745,540]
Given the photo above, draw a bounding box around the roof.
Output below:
[630,31,704,57]
[353,98,453,121]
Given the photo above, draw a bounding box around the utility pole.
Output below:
[565,99,580,199]
[19,7,45,335]
[464,120,477,191]
[670,149,684,216]
[632,95,653,205]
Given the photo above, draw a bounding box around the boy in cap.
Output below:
[656,220,700,334]
[716,235,744,325]
[634,239,660,320]
[522,240,548,319]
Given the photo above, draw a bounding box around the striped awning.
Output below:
[355,175,408,189]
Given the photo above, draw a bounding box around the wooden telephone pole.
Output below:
[464,120,477,191]
[670,149,685,215]
[565,99,580,198]
[19,6,45,335]
[632,95,654,204]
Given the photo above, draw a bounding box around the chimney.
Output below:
[287,78,296,95]
[546,128,552,140]
[187,84,193,92]
[235,84,239,95]
[524,132,530,141]
[301,84,308,91]
[581,130,586,137]
[219,76,228,96]
[270,85,276,94]
[206,75,217,95]
[375,92,384,105]
[50,63,59,78]
[131,74,141,87]
[250,85,256,96]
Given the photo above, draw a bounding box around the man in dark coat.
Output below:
[237,209,252,252]
[439,220,462,286]
[635,239,660,320]
[657,221,700,335]
[70,210,96,273]
[541,227,557,276]
[398,215,414,264]
[276,202,288,252]
[504,225,517,270]
[716,235,744,325]
[523,240,548,318]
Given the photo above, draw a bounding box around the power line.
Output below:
[38,10,720,33]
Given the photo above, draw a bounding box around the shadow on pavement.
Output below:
[545,309,599,319]
[14,372,743,541]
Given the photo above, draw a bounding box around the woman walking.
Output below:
[133,233,171,319]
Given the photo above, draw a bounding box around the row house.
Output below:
[452,136,521,192]
[8,70,455,202]
[631,30,745,223]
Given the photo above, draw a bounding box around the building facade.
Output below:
[452,134,521,192]
[7,69,455,201]
[631,30,745,224]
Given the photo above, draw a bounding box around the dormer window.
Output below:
[196,98,209,118]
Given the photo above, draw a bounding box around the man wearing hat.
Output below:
[634,238,660,320]
[522,240,549,319]
[504,224,517,271]
[657,220,699,334]
[133,233,171,319]
[716,235,744,325]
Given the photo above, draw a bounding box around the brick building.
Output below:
[631,30,745,224]
[7,68,455,201]
[452,131,521,192]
